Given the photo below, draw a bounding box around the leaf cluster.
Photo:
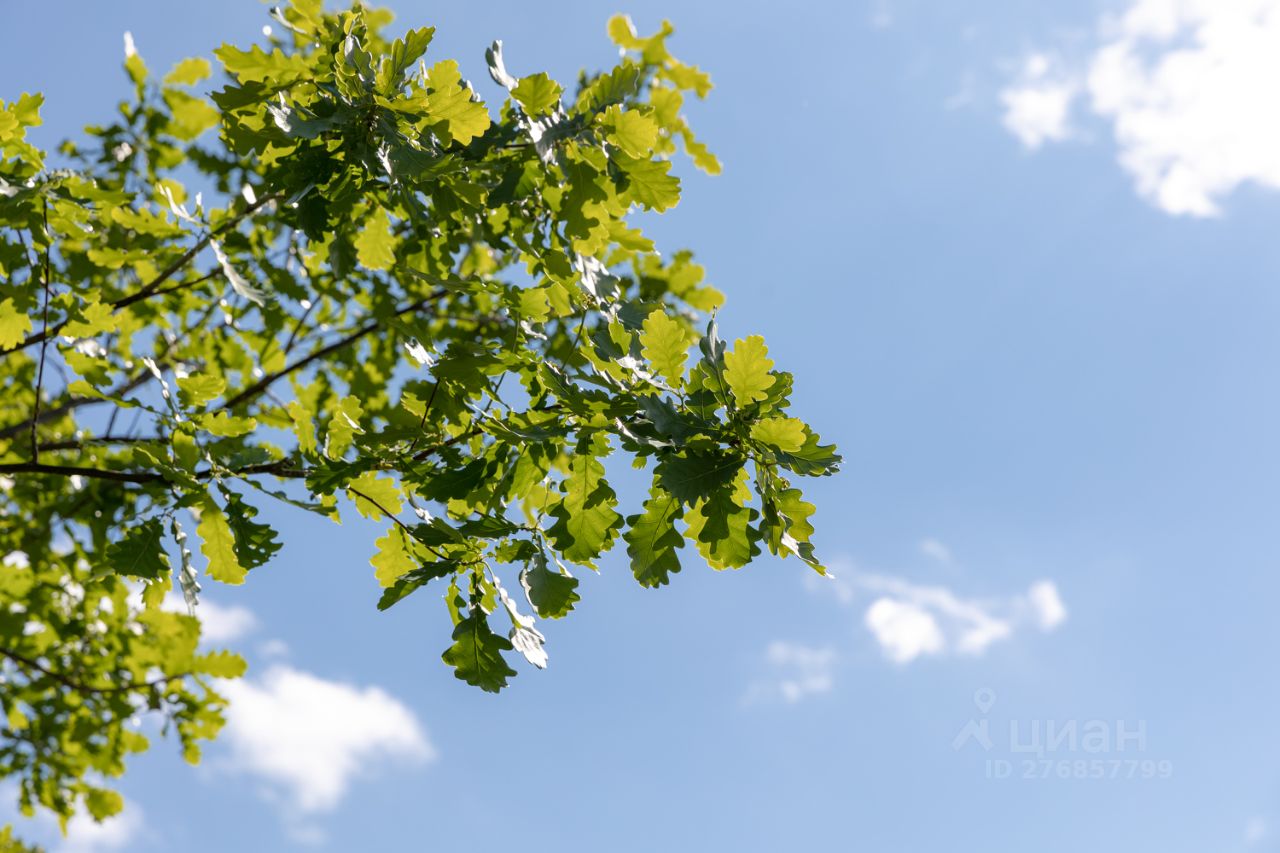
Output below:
[0,1,839,829]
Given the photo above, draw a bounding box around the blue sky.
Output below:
[5,0,1280,850]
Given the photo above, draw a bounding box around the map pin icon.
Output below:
[974,688,996,714]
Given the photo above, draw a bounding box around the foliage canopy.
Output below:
[0,0,839,831]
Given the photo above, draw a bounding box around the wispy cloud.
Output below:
[747,641,838,704]
[0,791,145,853]
[999,0,1280,216]
[808,558,1067,664]
[57,805,144,853]
[918,538,954,566]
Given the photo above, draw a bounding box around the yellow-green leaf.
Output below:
[355,206,396,271]
[512,72,562,117]
[347,471,403,520]
[164,90,220,140]
[611,151,680,211]
[84,788,123,821]
[371,528,415,587]
[177,374,226,409]
[193,650,247,677]
[640,310,692,386]
[165,56,212,86]
[324,395,364,459]
[288,400,316,456]
[425,60,491,145]
[604,106,658,157]
[62,300,118,339]
[198,496,247,584]
[723,335,775,406]
[0,299,31,349]
[198,411,257,437]
[750,416,806,452]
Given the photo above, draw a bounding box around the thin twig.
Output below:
[282,295,319,356]
[30,199,53,462]
[1,193,279,357]
[405,380,440,455]
[219,289,447,412]
[35,435,163,453]
[0,459,310,485]
[348,486,448,561]
[0,368,152,442]
[0,646,187,696]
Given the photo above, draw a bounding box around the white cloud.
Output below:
[192,599,258,644]
[1000,53,1077,149]
[810,561,1067,664]
[1026,579,1068,630]
[0,788,143,853]
[1002,0,1280,215]
[748,641,837,704]
[864,598,946,663]
[154,592,257,644]
[218,665,433,815]
[1246,816,1268,845]
[58,806,144,853]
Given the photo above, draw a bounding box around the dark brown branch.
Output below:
[348,486,448,561]
[1,193,278,357]
[0,646,186,696]
[35,435,164,453]
[30,199,52,462]
[0,459,310,485]
[219,289,447,412]
[0,368,153,442]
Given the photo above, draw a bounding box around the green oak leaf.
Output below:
[546,452,621,567]
[773,427,843,476]
[624,488,684,587]
[655,450,744,504]
[84,789,123,821]
[685,487,760,570]
[610,151,680,211]
[221,489,282,569]
[441,611,517,692]
[519,552,580,618]
[104,518,171,579]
